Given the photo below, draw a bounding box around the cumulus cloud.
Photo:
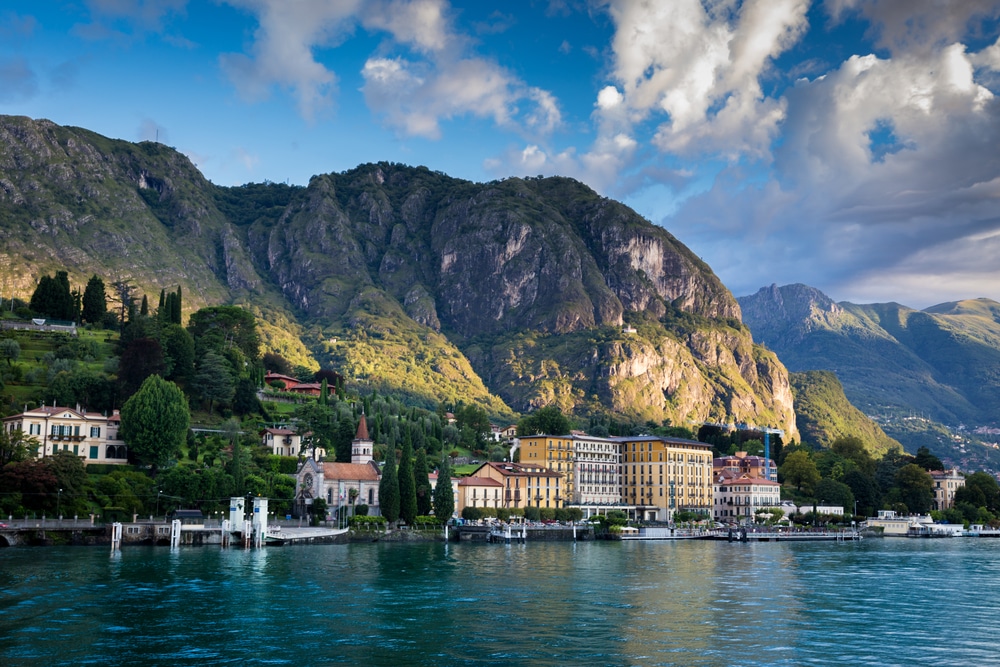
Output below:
[666,25,1000,307]
[219,0,560,136]
[220,0,361,121]
[826,0,1000,55]
[600,0,808,158]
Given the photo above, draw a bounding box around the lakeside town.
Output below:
[2,274,997,549]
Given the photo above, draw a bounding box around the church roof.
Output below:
[355,413,370,441]
[322,461,379,482]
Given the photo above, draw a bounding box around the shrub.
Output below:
[524,506,540,522]
[354,504,369,516]
[349,515,386,528]
[414,515,440,526]
[461,506,483,521]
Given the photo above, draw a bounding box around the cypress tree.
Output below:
[414,448,432,516]
[53,271,74,320]
[81,275,107,325]
[173,285,182,324]
[433,452,454,521]
[398,437,417,525]
[319,377,329,406]
[140,294,149,316]
[158,288,165,315]
[379,447,400,524]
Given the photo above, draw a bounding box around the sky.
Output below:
[2,0,1000,309]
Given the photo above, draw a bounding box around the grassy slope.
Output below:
[789,370,901,457]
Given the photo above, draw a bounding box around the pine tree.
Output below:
[193,352,235,415]
[398,437,417,525]
[433,452,454,521]
[379,447,400,524]
[414,448,432,516]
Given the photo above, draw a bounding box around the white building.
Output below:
[2,405,126,464]
[713,472,781,522]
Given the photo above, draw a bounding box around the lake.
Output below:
[1,537,996,666]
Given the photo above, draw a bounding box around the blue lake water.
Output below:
[0,537,996,666]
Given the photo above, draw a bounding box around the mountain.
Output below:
[739,283,1000,429]
[789,370,901,456]
[0,115,796,435]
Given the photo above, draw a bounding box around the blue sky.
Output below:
[3,0,1000,309]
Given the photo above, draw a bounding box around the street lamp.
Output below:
[156,491,162,518]
[57,488,62,519]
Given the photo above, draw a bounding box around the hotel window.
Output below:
[90,426,101,438]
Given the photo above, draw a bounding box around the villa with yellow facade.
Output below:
[456,461,564,513]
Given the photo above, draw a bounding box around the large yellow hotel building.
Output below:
[519,433,713,522]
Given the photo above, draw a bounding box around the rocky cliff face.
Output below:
[0,115,796,435]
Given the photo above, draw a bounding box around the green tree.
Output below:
[120,375,190,474]
[0,427,39,466]
[518,405,571,436]
[193,351,235,414]
[187,305,260,364]
[814,478,855,512]
[160,324,195,383]
[914,446,944,472]
[293,402,337,460]
[831,435,876,476]
[955,472,1000,513]
[398,437,417,525]
[118,337,166,399]
[842,469,879,518]
[779,450,821,494]
[894,464,934,514]
[29,272,74,320]
[414,447,432,516]
[0,338,20,366]
[379,447,400,524]
[433,453,454,520]
[81,275,107,325]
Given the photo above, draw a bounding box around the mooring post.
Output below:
[170,519,181,548]
[110,522,122,552]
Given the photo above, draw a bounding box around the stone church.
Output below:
[295,414,381,517]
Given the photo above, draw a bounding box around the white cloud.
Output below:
[666,31,1000,307]
[825,0,1000,55]
[600,0,809,158]
[220,0,361,121]
[596,85,622,110]
[219,0,560,137]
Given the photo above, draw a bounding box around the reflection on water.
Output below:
[1,539,999,666]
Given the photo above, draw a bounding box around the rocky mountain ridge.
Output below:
[0,114,796,436]
[739,283,1000,427]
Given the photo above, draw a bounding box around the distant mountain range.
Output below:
[738,284,1000,427]
[0,115,796,435]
